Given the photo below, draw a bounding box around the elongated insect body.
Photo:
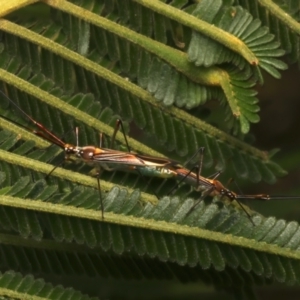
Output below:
[174,167,267,200]
[0,90,184,218]
[91,151,181,179]
[77,146,179,176]
[173,161,300,225]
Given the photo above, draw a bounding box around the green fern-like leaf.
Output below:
[0,1,299,299]
[235,0,300,64]
[0,271,97,300]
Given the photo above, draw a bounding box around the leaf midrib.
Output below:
[0,193,299,260]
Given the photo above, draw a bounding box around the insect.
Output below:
[0,90,183,217]
[172,150,300,224]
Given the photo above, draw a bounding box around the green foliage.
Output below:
[0,0,299,299]
[0,271,97,299]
